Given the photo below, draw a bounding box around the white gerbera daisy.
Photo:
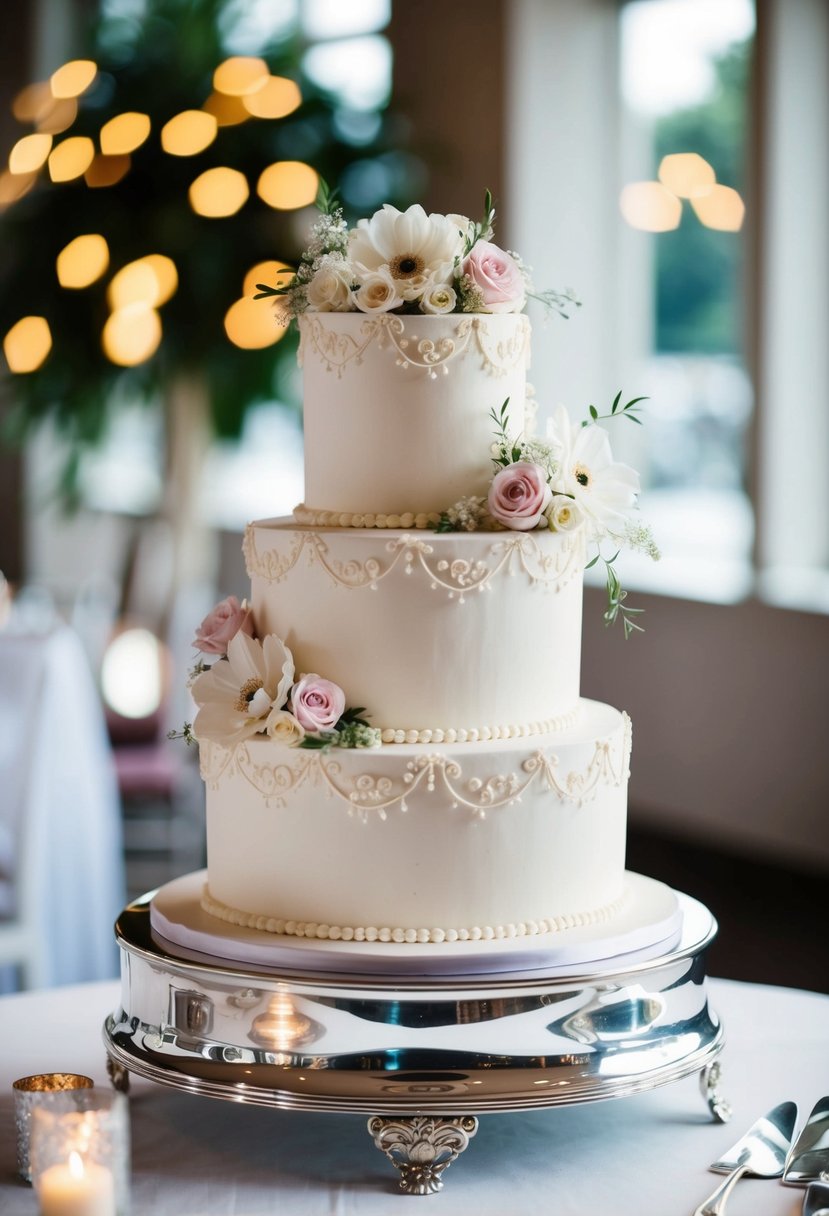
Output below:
[191,631,295,746]
[349,204,464,301]
[547,404,640,537]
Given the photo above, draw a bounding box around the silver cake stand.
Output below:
[103,886,729,1195]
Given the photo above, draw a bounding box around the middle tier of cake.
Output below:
[244,519,585,741]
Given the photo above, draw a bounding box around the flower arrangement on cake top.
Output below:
[436,394,660,638]
[173,596,381,751]
[255,185,579,320]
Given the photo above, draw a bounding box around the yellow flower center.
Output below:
[235,676,264,713]
[389,253,424,280]
[573,462,592,489]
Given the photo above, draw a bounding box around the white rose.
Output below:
[546,495,583,532]
[354,267,404,313]
[420,281,458,314]
[265,708,306,747]
[306,258,354,312]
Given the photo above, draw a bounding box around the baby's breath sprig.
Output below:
[586,549,645,639]
[584,390,647,428]
[254,178,347,304]
[527,286,582,321]
[167,723,196,745]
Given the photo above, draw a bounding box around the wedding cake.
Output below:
[186,196,657,949]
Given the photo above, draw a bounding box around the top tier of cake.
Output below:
[299,312,530,517]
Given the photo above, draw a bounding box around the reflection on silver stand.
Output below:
[104,890,728,1194]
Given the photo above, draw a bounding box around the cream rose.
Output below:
[461,240,525,313]
[306,257,355,312]
[488,462,552,531]
[546,495,583,532]
[265,709,306,747]
[192,596,254,655]
[353,268,404,313]
[291,674,346,732]
[419,281,457,314]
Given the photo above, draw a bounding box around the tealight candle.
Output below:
[37,1151,116,1216]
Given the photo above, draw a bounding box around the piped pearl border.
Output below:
[376,707,580,745]
[200,885,628,945]
[294,504,442,530]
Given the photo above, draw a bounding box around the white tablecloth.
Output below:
[0,625,124,987]
[0,977,825,1214]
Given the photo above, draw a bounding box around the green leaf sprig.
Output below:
[584,390,647,427]
[489,398,523,470]
[463,188,496,255]
[586,550,645,639]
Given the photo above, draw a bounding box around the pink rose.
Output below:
[291,674,346,732]
[461,240,525,313]
[192,596,254,655]
[488,462,552,530]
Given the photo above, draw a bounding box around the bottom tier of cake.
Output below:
[200,699,631,944]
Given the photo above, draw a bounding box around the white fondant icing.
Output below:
[202,702,630,938]
[300,313,530,515]
[244,521,585,734]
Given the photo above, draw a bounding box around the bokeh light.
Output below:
[50,60,98,100]
[13,81,53,123]
[213,57,269,96]
[189,166,249,217]
[0,170,37,209]
[36,97,77,135]
[103,303,162,366]
[619,181,682,232]
[108,257,175,309]
[3,316,52,373]
[257,161,318,210]
[101,628,165,718]
[691,185,745,231]
[100,112,151,156]
[202,92,250,127]
[243,260,293,297]
[57,234,110,289]
[160,110,217,156]
[243,76,302,119]
[85,154,131,188]
[9,133,52,175]
[658,153,716,198]
[224,296,288,348]
[48,136,95,182]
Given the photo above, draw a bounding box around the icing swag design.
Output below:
[200,714,631,819]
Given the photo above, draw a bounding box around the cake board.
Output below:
[103,874,729,1194]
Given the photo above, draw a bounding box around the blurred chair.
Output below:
[101,625,203,897]
[0,621,125,990]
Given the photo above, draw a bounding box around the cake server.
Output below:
[691,1100,798,1216]
[784,1096,829,1185]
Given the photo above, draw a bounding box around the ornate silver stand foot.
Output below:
[367,1115,479,1194]
[700,1060,731,1122]
[106,1054,131,1094]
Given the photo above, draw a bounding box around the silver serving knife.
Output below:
[692,1100,798,1216]
[785,1096,829,1185]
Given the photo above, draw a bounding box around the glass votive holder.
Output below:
[12,1074,94,1183]
[29,1089,130,1216]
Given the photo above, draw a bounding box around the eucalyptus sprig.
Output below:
[586,550,645,639]
[584,390,647,428]
[463,188,496,255]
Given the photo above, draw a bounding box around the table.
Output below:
[0,625,124,988]
[1,978,826,1213]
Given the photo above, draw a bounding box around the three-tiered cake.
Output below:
[188,199,648,951]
